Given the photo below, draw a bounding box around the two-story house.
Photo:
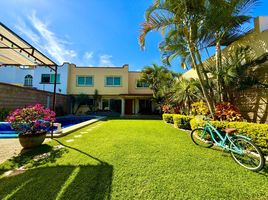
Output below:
[0,63,156,115]
[67,64,155,115]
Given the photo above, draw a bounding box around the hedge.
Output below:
[173,115,194,130]
[162,114,174,124]
[190,118,268,155]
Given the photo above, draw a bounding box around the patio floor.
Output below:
[0,139,22,164]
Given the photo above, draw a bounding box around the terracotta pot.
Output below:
[19,133,46,149]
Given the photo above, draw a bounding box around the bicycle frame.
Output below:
[202,122,249,155]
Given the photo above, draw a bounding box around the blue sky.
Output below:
[1,0,268,73]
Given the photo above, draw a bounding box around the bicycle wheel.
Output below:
[230,136,265,171]
[191,128,213,148]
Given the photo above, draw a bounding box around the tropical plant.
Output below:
[171,78,202,114]
[214,102,241,122]
[191,101,209,116]
[139,0,259,114]
[93,89,101,111]
[141,64,179,110]
[6,104,55,136]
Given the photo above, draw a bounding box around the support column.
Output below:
[121,98,125,116]
[52,65,58,111]
[135,99,139,114]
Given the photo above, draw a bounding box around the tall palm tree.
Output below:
[204,0,259,101]
[139,0,259,114]
[139,0,215,115]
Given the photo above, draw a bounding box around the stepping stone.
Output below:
[81,131,87,134]
[74,135,82,138]
[86,129,92,131]
[66,139,74,143]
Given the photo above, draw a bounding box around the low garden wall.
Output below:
[163,114,268,155]
[0,82,70,116]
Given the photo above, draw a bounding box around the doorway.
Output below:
[125,99,133,115]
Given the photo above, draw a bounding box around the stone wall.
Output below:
[237,88,268,123]
[0,82,70,114]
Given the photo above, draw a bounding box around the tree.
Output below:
[139,0,215,115]
[171,78,203,114]
[205,46,266,103]
[139,0,259,114]
[141,64,180,110]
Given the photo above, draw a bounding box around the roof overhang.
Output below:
[0,22,57,70]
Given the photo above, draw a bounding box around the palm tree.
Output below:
[171,78,202,114]
[204,0,259,101]
[141,64,180,109]
[139,0,259,114]
[139,0,215,115]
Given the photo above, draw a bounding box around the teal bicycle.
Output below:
[191,121,265,171]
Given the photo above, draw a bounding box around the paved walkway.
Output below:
[0,139,22,164]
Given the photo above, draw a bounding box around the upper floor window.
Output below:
[136,80,149,88]
[105,76,121,86]
[24,74,33,87]
[77,76,93,86]
[41,74,60,84]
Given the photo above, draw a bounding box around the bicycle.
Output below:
[191,120,265,171]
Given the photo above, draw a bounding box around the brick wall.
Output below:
[0,82,70,113]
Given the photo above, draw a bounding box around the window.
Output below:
[24,74,33,87]
[77,76,93,86]
[105,76,121,86]
[136,80,149,88]
[41,74,60,84]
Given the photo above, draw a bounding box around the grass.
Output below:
[0,119,267,200]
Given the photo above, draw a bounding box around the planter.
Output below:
[19,133,47,149]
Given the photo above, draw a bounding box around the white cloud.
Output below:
[84,51,93,60]
[16,11,76,64]
[99,54,114,66]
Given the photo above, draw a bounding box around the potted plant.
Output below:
[6,104,56,148]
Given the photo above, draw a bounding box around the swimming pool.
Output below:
[0,115,97,138]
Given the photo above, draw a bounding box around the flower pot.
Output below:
[19,133,47,149]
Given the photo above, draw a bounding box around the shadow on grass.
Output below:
[0,141,113,200]
[0,144,67,176]
[0,164,113,200]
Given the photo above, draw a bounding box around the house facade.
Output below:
[0,63,155,115]
[0,64,69,94]
[67,64,155,115]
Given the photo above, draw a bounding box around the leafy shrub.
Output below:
[0,108,10,121]
[214,102,241,121]
[162,105,172,113]
[190,118,268,155]
[162,114,174,123]
[191,101,209,115]
[173,114,194,130]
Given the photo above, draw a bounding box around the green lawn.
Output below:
[0,119,267,200]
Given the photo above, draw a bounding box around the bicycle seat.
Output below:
[224,128,237,135]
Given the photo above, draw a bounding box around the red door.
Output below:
[125,99,133,115]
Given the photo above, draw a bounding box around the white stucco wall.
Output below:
[0,66,34,85]
[0,64,68,94]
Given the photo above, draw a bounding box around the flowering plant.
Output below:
[162,105,171,113]
[191,101,209,116]
[6,104,56,136]
[214,102,241,122]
